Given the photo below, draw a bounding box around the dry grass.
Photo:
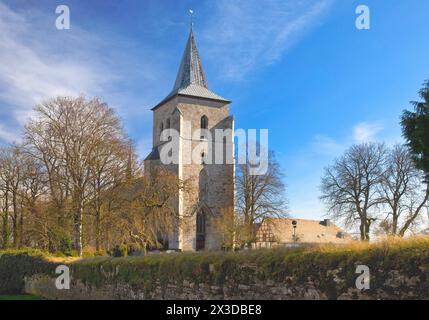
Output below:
[315,235,429,254]
[45,256,82,263]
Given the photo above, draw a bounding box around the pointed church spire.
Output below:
[172,23,208,91]
[152,12,230,110]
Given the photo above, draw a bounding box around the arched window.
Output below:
[200,115,208,140]
[160,121,164,133]
[166,118,170,129]
[197,212,206,235]
[196,212,206,251]
[200,115,208,129]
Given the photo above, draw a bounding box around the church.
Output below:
[144,26,235,251]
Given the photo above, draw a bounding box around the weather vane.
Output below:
[189,9,194,30]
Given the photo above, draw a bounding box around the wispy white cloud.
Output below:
[286,120,387,222]
[353,121,384,143]
[0,124,20,143]
[311,121,385,157]
[312,134,344,157]
[0,2,111,127]
[201,0,334,80]
[0,1,166,149]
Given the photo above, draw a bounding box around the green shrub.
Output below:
[0,250,57,295]
[110,244,128,257]
[59,236,73,256]
[83,249,107,258]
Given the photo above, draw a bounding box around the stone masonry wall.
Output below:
[147,95,234,251]
[3,242,429,300]
[24,265,426,300]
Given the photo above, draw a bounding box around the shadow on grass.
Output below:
[0,295,46,300]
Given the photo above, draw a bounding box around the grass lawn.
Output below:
[0,295,46,300]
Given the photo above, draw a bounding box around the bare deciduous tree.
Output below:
[236,151,288,243]
[0,145,27,248]
[87,138,132,251]
[0,147,12,248]
[213,206,247,250]
[320,143,387,241]
[378,145,429,236]
[111,166,187,254]
[25,96,129,256]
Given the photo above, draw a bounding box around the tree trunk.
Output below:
[391,214,398,235]
[365,217,375,241]
[142,241,147,256]
[74,197,84,257]
[12,191,18,247]
[359,223,365,241]
[19,203,24,248]
[95,209,101,252]
[365,222,371,241]
[399,182,429,237]
[94,190,102,252]
[2,212,10,249]
[2,190,10,249]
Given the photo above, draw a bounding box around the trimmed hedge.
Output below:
[0,250,58,294]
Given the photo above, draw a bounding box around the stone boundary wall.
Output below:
[24,268,425,300]
[2,241,429,300]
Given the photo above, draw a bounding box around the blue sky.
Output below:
[1,0,429,224]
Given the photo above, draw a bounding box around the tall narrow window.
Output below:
[196,212,206,251]
[166,118,171,129]
[159,122,164,140]
[200,115,208,129]
[197,212,206,235]
[200,115,208,139]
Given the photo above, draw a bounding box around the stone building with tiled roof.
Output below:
[144,24,234,251]
[252,218,352,248]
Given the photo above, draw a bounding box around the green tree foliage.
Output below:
[401,79,429,181]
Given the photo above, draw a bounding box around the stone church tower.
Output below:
[144,27,234,251]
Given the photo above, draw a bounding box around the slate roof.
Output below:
[153,29,229,110]
[144,147,160,161]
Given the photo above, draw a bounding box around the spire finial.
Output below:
[189,9,194,32]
